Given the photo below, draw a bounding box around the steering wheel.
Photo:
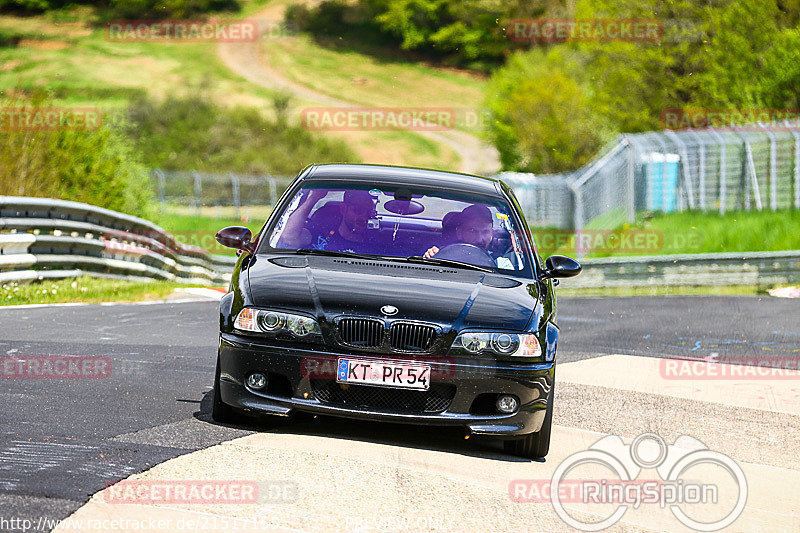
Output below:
[434,243,495,267]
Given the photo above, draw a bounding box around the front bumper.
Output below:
[218,333,554,437]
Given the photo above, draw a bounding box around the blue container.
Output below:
[644,153,679,212]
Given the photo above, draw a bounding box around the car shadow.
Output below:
[193,389,541,463]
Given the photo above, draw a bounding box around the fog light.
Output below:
[246,373,267,390]
[496,395,519,414]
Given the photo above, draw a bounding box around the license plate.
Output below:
[336,358,431,390]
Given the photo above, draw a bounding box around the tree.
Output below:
[485,49,611,172]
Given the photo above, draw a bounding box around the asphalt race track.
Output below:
[1,295,798,532]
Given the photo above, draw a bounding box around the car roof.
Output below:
[302,164,504,197]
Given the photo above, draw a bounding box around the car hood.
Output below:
[245,255,539,331]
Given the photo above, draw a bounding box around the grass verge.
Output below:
[151,210,266,254]
[632,209,800,255]
[536,209,800,258]
[0,2,466,170]
[0,276,202,306]
[264,33,488,135]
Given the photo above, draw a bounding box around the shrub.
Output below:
[124,93,358,174]
[0,93,152,217]
[97,0,241,21]
[484,50,612,173]
[0,0,53,13]
[0,0,241,19]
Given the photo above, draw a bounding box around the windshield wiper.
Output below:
[291,249,493,272]
[293,248,380,261]
[402,255,494,273]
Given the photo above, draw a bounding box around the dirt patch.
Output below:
[0,15,92,39]
[17,39,71,50]
[1,60,22,71]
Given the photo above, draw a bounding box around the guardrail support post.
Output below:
[192,171,202,216]
[624,136,635,223]
[567,180,584,260]
[758,122,778,211]
[708,128,727,214]
[155,169,166,207]
[686,130,707,210]
[266,175,278,208]
[230,172,241,219]
[784,119,800,209]
[734,127,763,211]
[665,130,696,210]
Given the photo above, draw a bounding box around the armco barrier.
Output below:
[0,196,236,285]
[564,250,800,288]
[5,196,795,289]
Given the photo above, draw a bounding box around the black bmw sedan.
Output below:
[213,164,580,459]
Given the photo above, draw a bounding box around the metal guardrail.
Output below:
[0,196,237,285]
[3,196,795,290]
[562,250,800,288]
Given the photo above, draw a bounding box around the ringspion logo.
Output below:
[511,433,747,531]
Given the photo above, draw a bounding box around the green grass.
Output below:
[0,11,278,111]
[0,2,465,170]
[264,32,488,135]
[631,209,800,255]
[0,276,199,306]
[151,209,266,254]
[536,209,800,258]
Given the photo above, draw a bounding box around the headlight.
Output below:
[452,331,541,358]
[234,308,321,337]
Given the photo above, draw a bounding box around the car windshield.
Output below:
[263,183,530,273]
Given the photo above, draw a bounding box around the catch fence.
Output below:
[501,121,800,239]
[151,170,294,216]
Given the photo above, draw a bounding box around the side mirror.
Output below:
[542,255,582,279]
[215,226,255,253]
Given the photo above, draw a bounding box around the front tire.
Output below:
[212,355,248,424]
[504,381,554,459]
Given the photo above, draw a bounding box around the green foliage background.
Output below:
[0,94,153,217]
[490,0,800,172]
[0,0,240,19]
[289,0,800,173]
[124,93,357,174]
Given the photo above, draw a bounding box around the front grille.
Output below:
[390,322,437,352]
[338,318,384,348]
[310,380,456,414]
